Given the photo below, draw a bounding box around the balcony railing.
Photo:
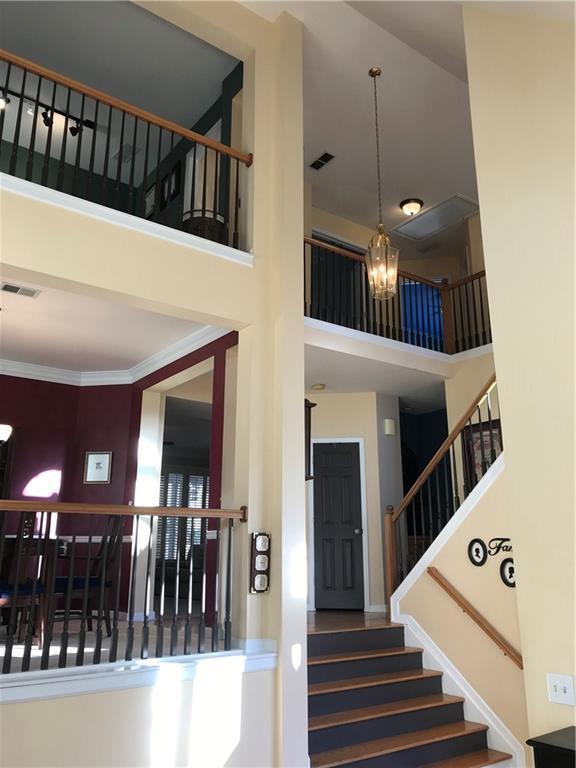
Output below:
[304,237,492,353]
[0,500,247,674]
[0,49,252,249]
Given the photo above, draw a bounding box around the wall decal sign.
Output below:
[468,538,488,566]
[487,537,512,555]
[500,557,516,588]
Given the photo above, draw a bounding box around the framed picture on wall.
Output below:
[462,420,502,494]
[84,451,113,484]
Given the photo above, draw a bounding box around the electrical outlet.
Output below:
[547,673,576,705]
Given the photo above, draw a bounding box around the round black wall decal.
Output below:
[500,558,516,588]
[468,538,488,567]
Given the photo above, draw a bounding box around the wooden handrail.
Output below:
[0,48,253,167]
[391,373,496,522]
[0,499,248,521]
[449,270,487,289]
[427,567,523,669]
[304,237,470,290]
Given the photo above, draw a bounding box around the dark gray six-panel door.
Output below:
[314,442,364,610]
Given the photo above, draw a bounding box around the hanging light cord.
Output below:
[372,72,383,227]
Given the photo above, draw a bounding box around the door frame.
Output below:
[307,438,370,612]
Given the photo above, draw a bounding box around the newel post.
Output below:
[384,505,397,615]
[440,281,456,354]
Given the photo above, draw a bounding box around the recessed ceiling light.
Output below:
[400,198,424,216]
[312,383,326,391]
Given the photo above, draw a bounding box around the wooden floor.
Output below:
[307,610,398,634]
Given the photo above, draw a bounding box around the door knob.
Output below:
[354,528,362,535]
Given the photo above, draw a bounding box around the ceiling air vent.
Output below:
[310,152,334,170]
[1,282,40,298]
[393,195,478,241]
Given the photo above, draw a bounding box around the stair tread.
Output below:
[309,646,423,665]
[309,668,442,696]
[308,621,403,636]
[421,747,513,767]
[309,693,465,731]
[310,721,489,767]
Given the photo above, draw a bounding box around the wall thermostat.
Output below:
[250,532,271,593]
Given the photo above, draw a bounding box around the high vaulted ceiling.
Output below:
[0,1,239,128]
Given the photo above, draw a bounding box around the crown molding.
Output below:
[1,173,254,268]
[0,326,230,387]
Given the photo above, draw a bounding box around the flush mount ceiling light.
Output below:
[400,198,424,216]
[311,383,326,391]
[0,90,10,110]
[365,68,399,301]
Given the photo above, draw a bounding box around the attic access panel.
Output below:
[393,195,478,240]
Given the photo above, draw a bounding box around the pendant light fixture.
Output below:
[365,67,399,301]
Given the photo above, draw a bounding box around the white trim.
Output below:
[308,438,371,612]
[1,173,253,268]
[0,650,277,705]
[391,455,505,606]
[391,454,521,767]
[397,616,521,767]
[0,326,230,387]
[450,343,494,362]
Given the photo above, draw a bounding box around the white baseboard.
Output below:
[397,614,523,767]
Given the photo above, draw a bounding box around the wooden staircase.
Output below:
[308,619,512,768]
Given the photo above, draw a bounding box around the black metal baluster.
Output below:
[197,518,208,653]
[170,516,183,656]
[441,452,452,524]
[76,520,94,667]
[155,516,167,658]
[8,69,27,177]
[85,99,99,201]
[425,479,434,547]
[56,87,71,191]
[407,501,416,571]
[384,286,391,339]
[25,73,42,181]
[58,533,77,668]
[232,157,240,248]
[212,146,219,225]
[426,286,434,350]
[21,512,45,672]
[100,105,113,204]
[486,390,497,464]
[470,280,480,348]
[93,522,110,665]
[224,520,233,651]
[211,520,222,652]
[114,109,126,209]
[457,285,467,351]
[141,517,154,659]
[128,116,138,214]
[40,513,58,670]
[477,278,487,346]
[140,120,151,217]
[0,62,12,162]
[466,417,478,494]
[201,145,208,219]
[183,515,195,655]
[476,405,488,477]
[70,93,86,198]
[40,81,57,187]
[109,520,124,663]
[125,515,139,661]
[417,488,425,561]
[433,469,443,537]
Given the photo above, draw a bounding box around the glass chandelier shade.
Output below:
[365,225,399,300]
[367,67,399,301]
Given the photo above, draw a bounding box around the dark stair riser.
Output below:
[308,651,423,684]
[309,701,465,753]
[308,627,405,657]
[309,675,443,718]
[332,730,489,768]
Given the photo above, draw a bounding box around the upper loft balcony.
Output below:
[0,2,251,254]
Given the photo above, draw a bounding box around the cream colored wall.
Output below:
[400,466,529,747]
[444,350,495,431]
[466,213,485,274]
[464,5,575,738]
[0,666,275,768]
[310,392,382,607]
[1,3,308,765]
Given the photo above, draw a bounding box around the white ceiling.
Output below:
[0,280,205,372]
[0,1,239,128]
[246,1,478,238]
[305,344,446,413]
[350,2,467,81]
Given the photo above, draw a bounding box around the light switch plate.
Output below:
[547,673,576,705]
